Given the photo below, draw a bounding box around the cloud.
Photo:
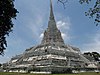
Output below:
[57,20,70,30]
[40,33,44,38]
[82,30,100,53]
[57,17,71,43]
[26,14,45,44]
[39,33,44,42]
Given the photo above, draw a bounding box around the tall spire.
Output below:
[50,0,54,20]
[48,0,57,29]
[41,0,65,44]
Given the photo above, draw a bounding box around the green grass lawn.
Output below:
[0,72,99,75]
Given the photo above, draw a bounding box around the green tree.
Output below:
[0,0,18,55]
[92,52,100,61]
[0,63,2,67]
[84,52,100,61]
[58,0,100,26]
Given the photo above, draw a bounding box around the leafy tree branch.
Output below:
[58,0,100,26]
[0,0,18,55]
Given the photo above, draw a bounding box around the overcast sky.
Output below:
[0,0,100,63]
